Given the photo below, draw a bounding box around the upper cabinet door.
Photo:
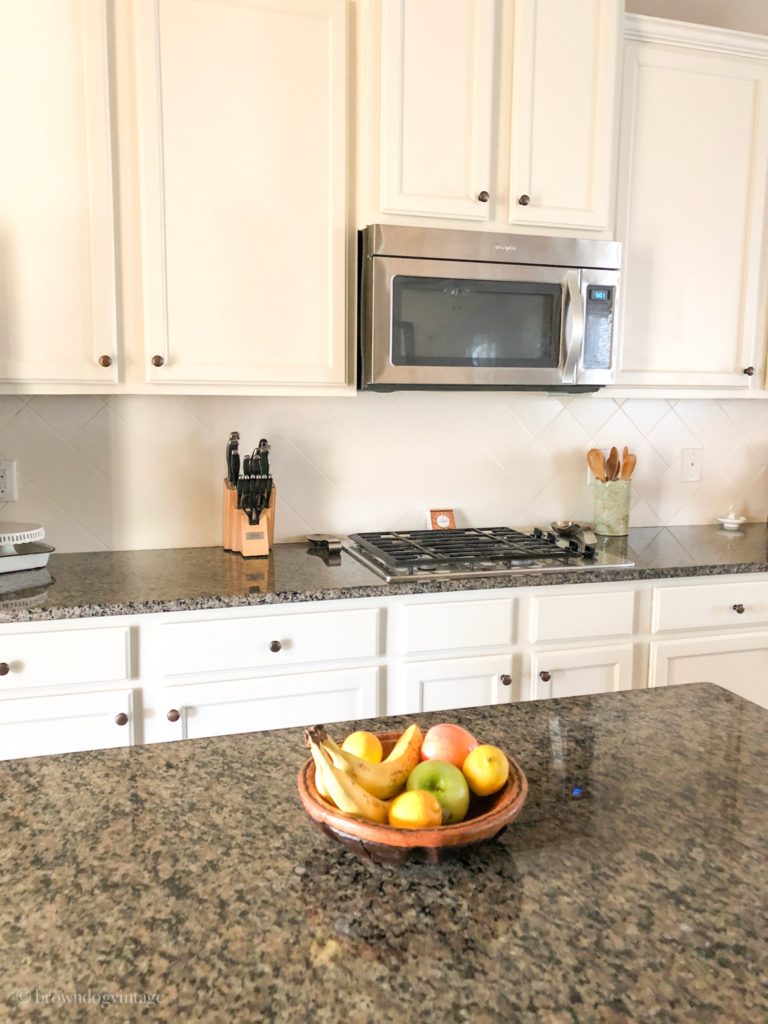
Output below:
[508,0,622,231]
[0,0,117,386]
[617,19,768,389]
[378,0,496,221]
[134,0,348,387]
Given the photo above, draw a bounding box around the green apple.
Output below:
[406,759,470,824]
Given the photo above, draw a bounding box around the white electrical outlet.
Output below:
[681,448,703,483]
[0,460,18,501]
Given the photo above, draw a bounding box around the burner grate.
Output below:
[348,526,579,572]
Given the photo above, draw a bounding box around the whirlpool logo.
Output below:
[494,244,517,252]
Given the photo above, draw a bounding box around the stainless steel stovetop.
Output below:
[343,526,634,582]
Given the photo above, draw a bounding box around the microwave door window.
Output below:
[390,277,562,368]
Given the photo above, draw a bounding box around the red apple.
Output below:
[420,723,479,768]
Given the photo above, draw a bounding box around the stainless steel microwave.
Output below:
[359,225,621,392]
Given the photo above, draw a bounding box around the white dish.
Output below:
[717,515,746,531]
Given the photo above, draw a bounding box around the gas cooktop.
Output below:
[343,526,634,582]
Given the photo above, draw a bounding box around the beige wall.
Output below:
[2,393,766,552]
[626,0,768,35]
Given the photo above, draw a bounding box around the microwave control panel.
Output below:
[582,286,615,370]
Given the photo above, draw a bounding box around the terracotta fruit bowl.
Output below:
[297,729,528,864]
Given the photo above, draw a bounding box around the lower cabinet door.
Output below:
[650,633,768,709]
[160,667,381,741]
[399,655,516,716]
[529,645,634,700]
[0,689,135,761]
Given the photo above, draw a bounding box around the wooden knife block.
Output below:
[222,480,276,558]
[222,482,239,551]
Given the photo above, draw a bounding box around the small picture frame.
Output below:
[428,508,456,530]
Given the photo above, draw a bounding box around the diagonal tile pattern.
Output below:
[0,393,766,551]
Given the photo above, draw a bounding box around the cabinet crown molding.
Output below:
[625,14,768,60]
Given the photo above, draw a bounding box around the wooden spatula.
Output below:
[620,452,637,480]
[606,447,620,481]
[587,448,606,482]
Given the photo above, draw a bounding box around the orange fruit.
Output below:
[387,790,443,829]
[341,730,383,763]
[462,744,509,796]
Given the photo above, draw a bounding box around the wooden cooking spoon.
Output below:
[587,448,606,482]
[606,446,620,481]
[620,452,637,480]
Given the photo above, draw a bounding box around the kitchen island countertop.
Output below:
[3,523,768,622]
[0,683,766,1022]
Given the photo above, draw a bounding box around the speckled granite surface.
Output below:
[0,684,765,1022]
[2,524,768,622]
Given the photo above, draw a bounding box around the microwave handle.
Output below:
[562,271,585,385]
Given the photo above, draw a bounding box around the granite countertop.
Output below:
[3,524,768,622]
[0,684,765,1022]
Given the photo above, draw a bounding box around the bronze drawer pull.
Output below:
[733,603,745,614]
[269,640,282,653]
[539,670,551,682]
[167,709,181,722]
[115,713,129,726]
[499,674,512,686]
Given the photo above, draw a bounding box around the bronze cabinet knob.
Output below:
[98,355,112,368]
[151,355,164,367]
[167,709,181,723]
[518,194,531,206]
[269,640,282,653]
[499,674,512,686]
[733,603,745,614]
[477,190,490,203]
[0,663,9,676]
[115,713,129,726]
[743,366,755,376]
[539,670,551,682]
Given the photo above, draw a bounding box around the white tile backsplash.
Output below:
[2,393,767,552]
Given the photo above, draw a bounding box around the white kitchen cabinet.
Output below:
[0,688,135,762]
[367,0,621,233]
[377,0,496,220]
[650,634,768,710]
[154,667,381,742]
[159,607,381,680]
[529,644,634,700]
[396,654,516,716]
[0,0,117,387]
[0,624,132,689]
[134,0,349,388]
[508,0,621,231]
[398,598,515,655]
[616,17,768,390]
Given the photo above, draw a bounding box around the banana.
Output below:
[313,723,423,800]
[305,730,390,824]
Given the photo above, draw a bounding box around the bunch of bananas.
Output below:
[304,723,423,824]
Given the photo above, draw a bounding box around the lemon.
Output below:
[462,744,509,797]
[341,730,383,764]
[388,790,443,829]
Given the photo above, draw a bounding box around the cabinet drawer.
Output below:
[530,590,635,643]
[0,688,135,761]
[652,581,768,633]
[400,600,515,655]
[0,626,131,688]
[160,608,381,678]
[163,667,381,741]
